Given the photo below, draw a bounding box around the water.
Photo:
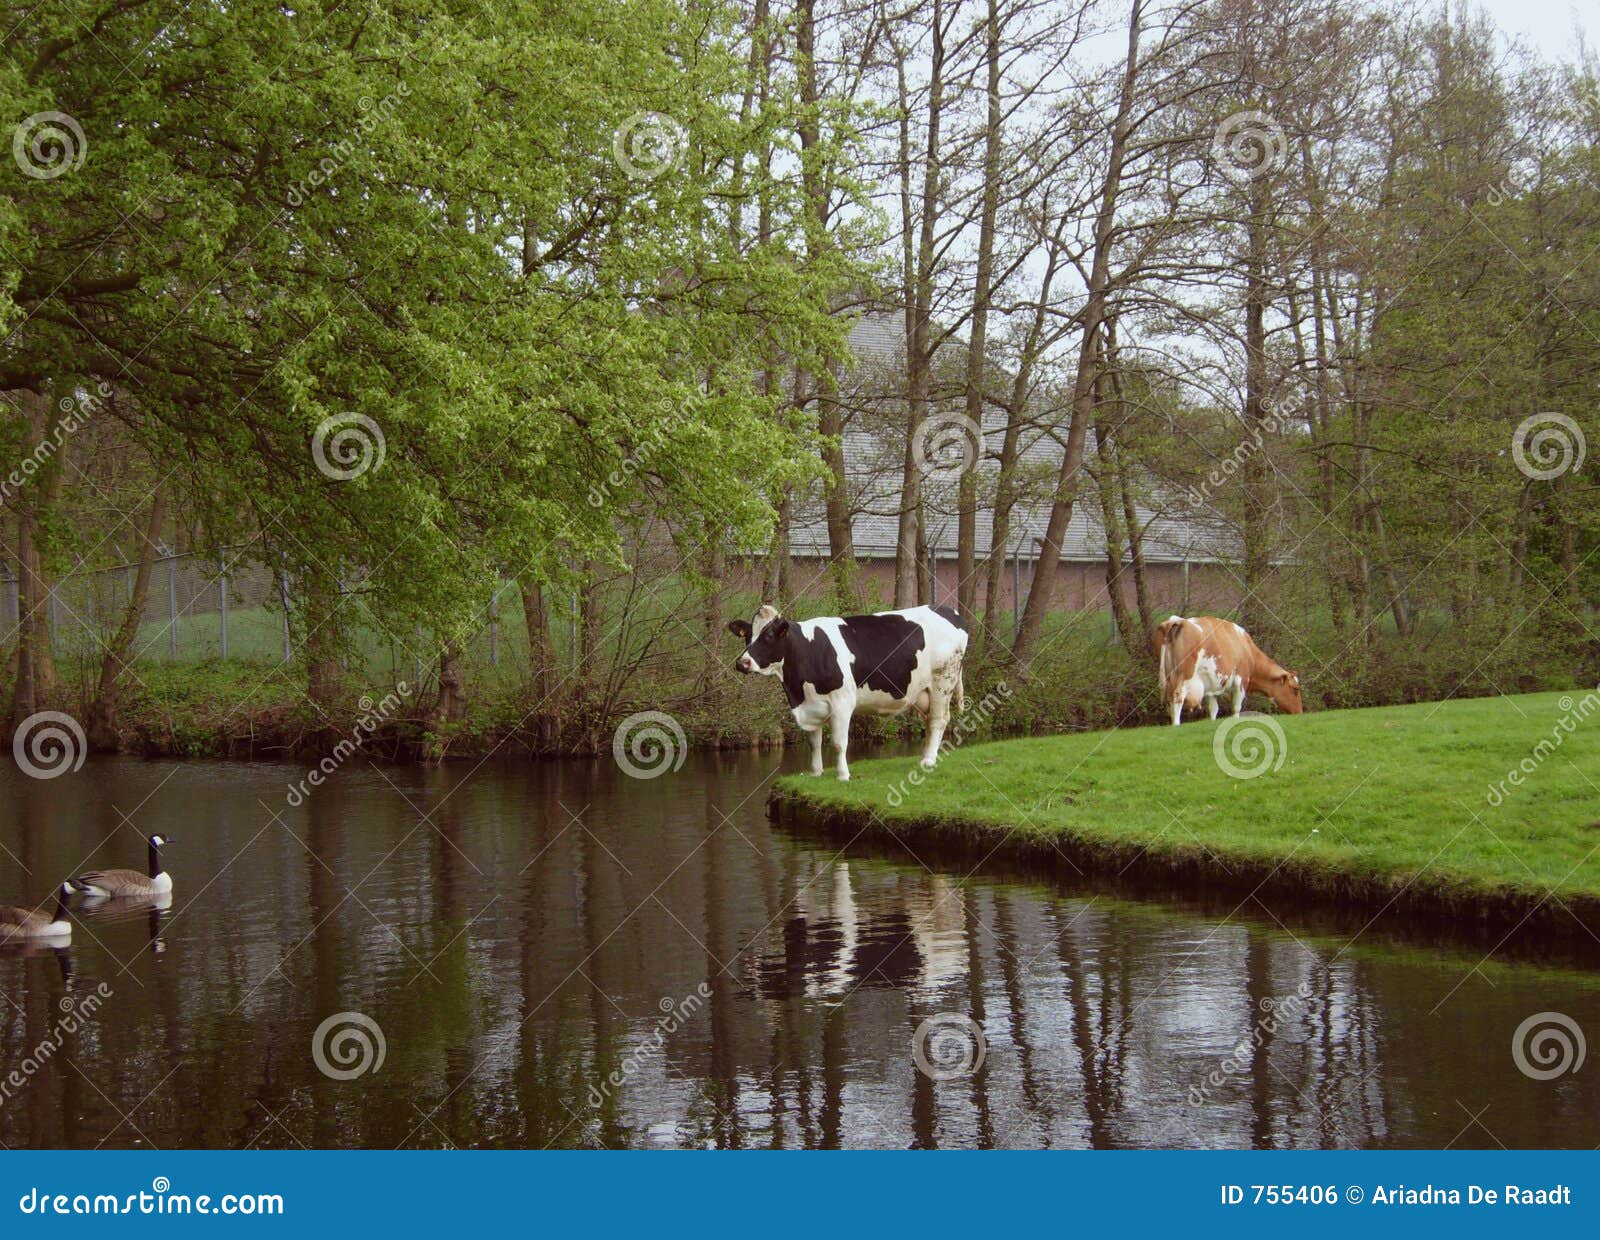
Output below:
[1,752,1596,1149]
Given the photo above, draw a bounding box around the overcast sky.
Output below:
[1475,0,1593,60]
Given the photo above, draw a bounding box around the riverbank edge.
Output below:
[766,783,1600,953]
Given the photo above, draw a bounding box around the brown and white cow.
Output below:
[1149,615,1303,725]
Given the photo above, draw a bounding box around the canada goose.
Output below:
[68,833,174,898]
[0,883,74,939]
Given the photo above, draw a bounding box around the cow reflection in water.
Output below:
[749,863,967,999]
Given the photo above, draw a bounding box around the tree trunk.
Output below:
[87,492,166,750]
[434,647,467,744]
[979,218,1068,659]
[895,0,946,607]
[519,576,555,746]
[7,390,63,732]
[958,0,1003,624]
[1011,0,1141,667]
[793,8,856,612]
[302,567,344,717]
[1240,174,1272,638]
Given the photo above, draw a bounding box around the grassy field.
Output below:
[771,690,1600,923]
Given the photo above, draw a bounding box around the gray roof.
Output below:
[789,313,1238,564]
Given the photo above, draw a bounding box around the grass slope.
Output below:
[771,691,1600,918]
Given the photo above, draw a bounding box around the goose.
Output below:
[0,883,74,939]
[68,833,174,898]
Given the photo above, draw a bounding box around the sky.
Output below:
[1475,0,1593,60]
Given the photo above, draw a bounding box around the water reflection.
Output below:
[1,753,1597,1149]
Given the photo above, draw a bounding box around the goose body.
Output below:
[69,834,173,899]
[0,884,74,939]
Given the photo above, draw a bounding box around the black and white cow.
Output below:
[728,603,968,780]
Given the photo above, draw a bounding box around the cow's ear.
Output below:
[726,619,752,642]
[768,618,789,641]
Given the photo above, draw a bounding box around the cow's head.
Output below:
[727,604,788,676]
[1264,668,1304,714]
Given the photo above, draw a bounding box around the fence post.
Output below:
[167,554,178,658]
[278,570,293,664]
[218,550,229,660]
[1011,551,1021,644]
[489,581,500,666]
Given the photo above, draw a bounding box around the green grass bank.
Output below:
[769,690,1600,950]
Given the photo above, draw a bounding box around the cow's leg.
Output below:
[1169,698,1182,726]
[921,661,961,767]
[804,725,825,776]
[830,704,854,780]
[1205,694,1219,720]
[1229,678,1246,716]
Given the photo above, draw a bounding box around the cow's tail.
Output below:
[955,666,967,714]
[1155,616,1185,698]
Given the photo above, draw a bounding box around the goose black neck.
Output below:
[148,838,165,879]
[54,890,71,922]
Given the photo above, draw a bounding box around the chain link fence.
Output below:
[0,549,548,687]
